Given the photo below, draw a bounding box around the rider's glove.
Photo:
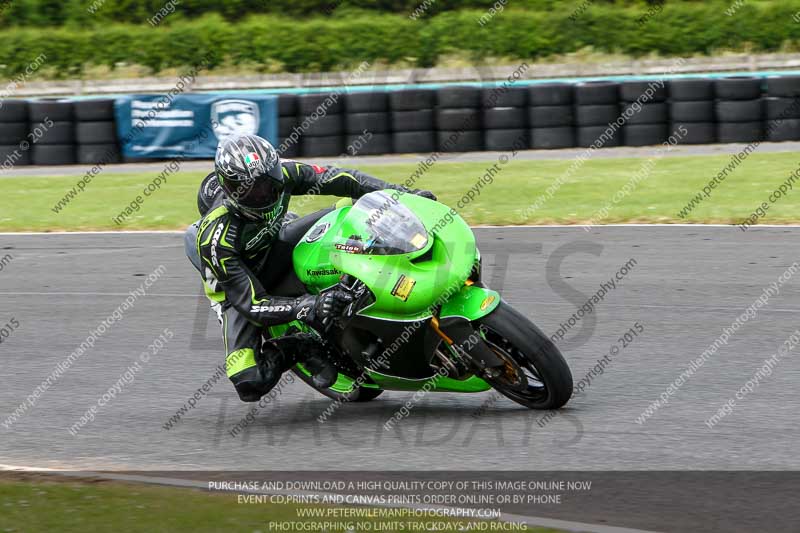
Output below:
[295,290,354,327]
[409,189,437,201]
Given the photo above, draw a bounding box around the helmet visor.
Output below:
[235,196,285,222]
[227,175,285,212]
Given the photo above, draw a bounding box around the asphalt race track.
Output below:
[2,226,800,532]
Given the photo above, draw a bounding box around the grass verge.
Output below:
[2,150,799,231]
[0,476,561,533]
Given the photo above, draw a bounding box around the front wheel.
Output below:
[475,301,573,409]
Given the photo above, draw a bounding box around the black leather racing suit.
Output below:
[187,159,406,400]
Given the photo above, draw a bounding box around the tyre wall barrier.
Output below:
[287,74,800,157]
[2,74,800,167]
[0,97,121,167]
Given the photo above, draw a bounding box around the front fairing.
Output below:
[293,191,477,320]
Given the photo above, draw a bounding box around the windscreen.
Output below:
[343,191,429,255]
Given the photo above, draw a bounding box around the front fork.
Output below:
[431,315,505,375]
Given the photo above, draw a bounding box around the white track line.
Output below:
[0,463,661,533]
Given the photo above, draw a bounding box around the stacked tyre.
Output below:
[573,81,621,148]
[74,99,121,165]
[668,78,716,144]
[298,92,343,157]
[482,86,527,151]
[29,99,75,165]
[527,83,575,149]
[435,86,483,152]
[715,77,763,143]
[390,88,436,153]
[277,94,300,157]
[619,80,669,146]
[0,100,30,168]
[763,76,800,142]
[344,91,391,155]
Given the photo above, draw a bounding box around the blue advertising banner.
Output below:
[114,93,278,159]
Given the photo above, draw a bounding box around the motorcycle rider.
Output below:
[185,133,435,402]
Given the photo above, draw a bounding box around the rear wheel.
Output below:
[292,366,384,402]
[476,301,572,409]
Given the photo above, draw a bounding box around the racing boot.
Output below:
[230,345,287,402]
[303,351,338,389]
[272,333,337,389]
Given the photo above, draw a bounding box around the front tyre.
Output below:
[292,366,384,402]
[476,301,573,409]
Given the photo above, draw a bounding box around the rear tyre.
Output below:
[292,367,384,402]
[476,301,572,409]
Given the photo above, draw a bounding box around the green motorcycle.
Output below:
[270,190,572,410]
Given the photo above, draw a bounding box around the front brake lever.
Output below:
[324,278,366,334]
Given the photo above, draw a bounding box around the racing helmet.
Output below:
[214,134,286,223]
